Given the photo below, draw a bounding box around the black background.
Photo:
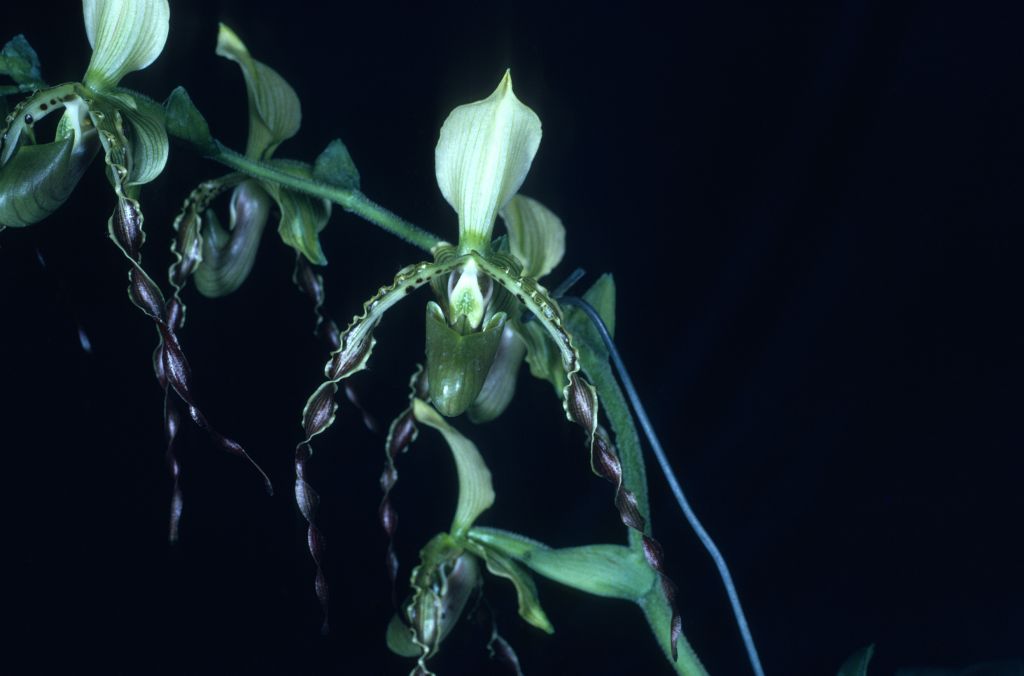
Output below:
[2,1,1022,674]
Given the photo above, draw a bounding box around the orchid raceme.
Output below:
[2,2,731,667]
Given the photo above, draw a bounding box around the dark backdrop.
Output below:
[2,1,1021,674]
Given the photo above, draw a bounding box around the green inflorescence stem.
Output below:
[212,142,442,253]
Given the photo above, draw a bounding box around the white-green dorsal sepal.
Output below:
[412,399,495,536]
[435,70,542,252]
[216,23,301,160]
[83,0,169,91]
[501,194,566,279]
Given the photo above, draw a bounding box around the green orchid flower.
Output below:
[384,397,554,674]
[425,71,574,419]
[300,68,597,462]
[1,0,170,227]
[297,71,624,652]
[173,24,342,300]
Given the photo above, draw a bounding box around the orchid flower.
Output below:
[0,1,272,544]
[1,0,170,227]
[295,71,683,670]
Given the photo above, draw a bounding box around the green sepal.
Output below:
[313,138,359,191]
[464,538,554,634]
[500,194,566,279]
[468,527,656,601]
[194,179,272,297]
[411,399,496,536]
[0,35,44,86]
[837,644,875,676]
[97,88,168,185]
[519,318,567,395]
[425,302,507,417]
[0,132,100,227]
[163,86,217,156]
[263,159,331,265]
[216,23,300,160]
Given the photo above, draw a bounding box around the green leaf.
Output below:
[468,527,656,600]
[194,180,272,298]
[465,539,554,634]
[425,303,507,417]
[99,88,168,185]
[0,35,44,86]
[500,194,566,279]
[837,644,875,676]
[262,160,331,264]
[0,133,100,227]
[313,138,360,191]
[216,23,300,160]
[412,399,496,536]
[163,86,217,156]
